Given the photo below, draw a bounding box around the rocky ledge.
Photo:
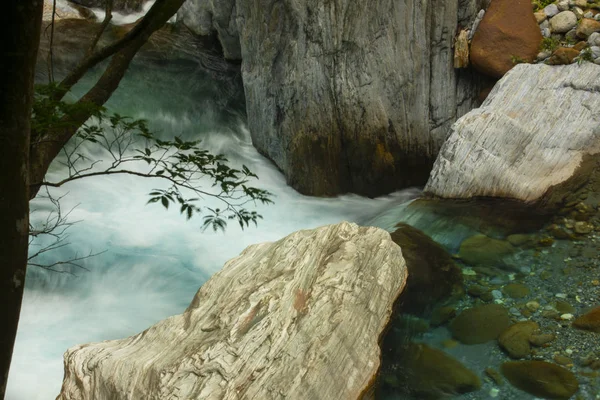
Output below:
[56,222,407,400]
[425,62,600,206]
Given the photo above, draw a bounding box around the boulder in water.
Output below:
[425,63,600,207]
[56,222,408,400]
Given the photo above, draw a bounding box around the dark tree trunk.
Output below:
[0,1,44,398]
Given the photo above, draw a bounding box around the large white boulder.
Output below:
[57,222,407,400]
[425,63,600,203]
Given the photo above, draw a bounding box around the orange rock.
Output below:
[470,0,542,78]
[573,306,600,333]
[576,18,600,39]
[547,47,580,65]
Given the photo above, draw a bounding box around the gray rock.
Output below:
[565,27,579,41]
[425,63,600,203]
[584,12,594,19]
[595,57,600,64]
[544,4,559,17]
[178,0,485,196]
[590,32,600,46]
[573,7,584,19]
[540,20,550,30]
[469,9,486,41]
[542,28,552,37]
[591,46,600,58]
[550,11,578,33]
[56,222,408,400]
[574,0,587,7]
[492,290,504,299]
[596,13,600,21]
[177,0,241,59]
[537,50,552,60]
[557,0,570,11]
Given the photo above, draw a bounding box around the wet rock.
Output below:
[555,300,576,314]
[470,0,542,77]
[529,333,556,346]
[507,233,536,247]
[573,306,600,332]
[577,18,600,38]
[574,221,594,234]
[498,321,539,358]
[391,223,462,315]
[503,283,530,299]
[501,361,579,399]
[550,11,578,33]
[458,234,515,267]
[485,367,504,386]
[69,0,145,13]
[450,304,511,344]
[56,222,408,400]
[399,343,482,398]
[430,306,457,326]
[425,63,600,206]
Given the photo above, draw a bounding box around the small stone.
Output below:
[498,321,539,358]
[529,333,556,346]
[526,301,540,312]
[492,290,503,299]
[510,307,521,316]
[485,367,504,386]
[555,300,575,314]
[544,4,560,17]
[468,284,490,297]
[574,0,587,8]
[503,283,530,299]
[589,32,600,46]
[554,354,574,365]
[542,309,560,319]
[573,41,589,51]
[591,46,600,58]
[555,293,568,299]
[565,28,579,42]
[501,361,579,399]
[535,10,547,23]
[558,0,570,11]
[450,304,511,344]
[542,27,552,37]
[585,12,594,19]
[540,19,550,30]
[576,18,600,38]
[547,47,580,64]
[561,313,574,320]
[550,11,578,33]
[572,306,600,332]
[596,13,600,21]
[430,306,456,326]
[574,221,594,234]
[573,7,585,19]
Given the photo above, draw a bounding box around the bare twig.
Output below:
[87,0,114,56]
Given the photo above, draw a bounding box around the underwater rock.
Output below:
[573,306,600,333]
[425,63,600,207]
[502,283,530,299]
[391,223,462,315]
[450,304,511,344]
[501,360,579,399]
[56,222,408,400]
[498,321,539,358]
[458,234,515,267]
[398,343,482,399]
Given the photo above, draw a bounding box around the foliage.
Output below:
[33,84,273,235]
[532,0,554,11]
[576,47,594,64]
[540,37,559,52]
[510,55,527,64]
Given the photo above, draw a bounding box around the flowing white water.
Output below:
[7,59,420,399]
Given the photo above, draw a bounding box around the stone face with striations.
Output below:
[425,63,600,204]
[178,0,486,196]
[56,222,408,400]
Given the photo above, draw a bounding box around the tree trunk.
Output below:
[0,1,43,398]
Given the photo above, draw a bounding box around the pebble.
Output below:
[574,0,587,7]
[555,293,568,299]
[589,32,600,46]
[591,46,600,59]
[573,7,584,19]
[558,0,570,10]
[526,301,540,312]
[544,4,560,17]
[596,14,600,21]
[510,307,521,316]
[550,11,578,33]
[492,290,503,299]
[584,12,594,19]
[560,313,574,320]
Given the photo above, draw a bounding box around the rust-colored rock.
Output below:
[573,306,600,333]
[576,18,600,38]
[470,0,542,78]
[547,47,580,65]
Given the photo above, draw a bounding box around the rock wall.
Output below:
[178,0,485,196]
[57,222,408,400]
[425,63,600,205]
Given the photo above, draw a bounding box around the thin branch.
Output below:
[86,0,113,56]
[47,0,57,82]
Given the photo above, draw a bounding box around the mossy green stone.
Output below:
[458,234,515,267]
[450,304,510,344]
[503,283,530,299]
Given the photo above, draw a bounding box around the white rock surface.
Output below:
[550,11,578,33]
[425,63,600,202]
[57,222,408,400]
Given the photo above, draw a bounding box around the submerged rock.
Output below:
[573,306,600,332]
[458,234,515,267]
[498,321,539,359]
[391,223,462,315]
[56,222,408,400]
[450,304,511,344]
[501,361,579,399]
[425,63,600,207]
[397,343,482,399]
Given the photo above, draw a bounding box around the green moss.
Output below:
[540,37,559,52]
